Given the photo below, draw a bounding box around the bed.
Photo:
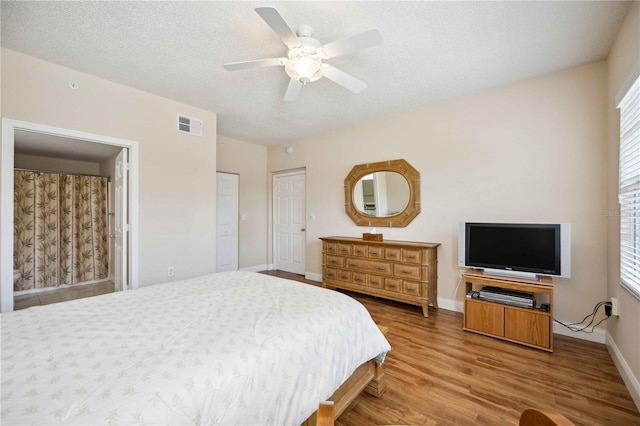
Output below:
[1,271,390,425]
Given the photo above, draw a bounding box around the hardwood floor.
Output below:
[263,270,640,426]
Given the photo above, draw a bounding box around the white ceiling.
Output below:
[1,1,632,147]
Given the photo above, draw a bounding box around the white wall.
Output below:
[1,48,218,288]
[216,135,268,271]
[606,1,640,410]
[268,62,608,335]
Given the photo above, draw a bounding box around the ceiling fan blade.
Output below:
[284,79,303,102]
[320,29,384,59]
[322,64,367,93]
[223,58,286,71]
[255,7,300,49]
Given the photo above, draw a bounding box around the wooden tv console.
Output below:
[463,270,554,352]
[320,236,440,317]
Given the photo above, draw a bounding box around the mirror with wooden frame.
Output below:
[344,159,420,227]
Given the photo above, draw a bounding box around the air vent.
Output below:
[177,114,203,136]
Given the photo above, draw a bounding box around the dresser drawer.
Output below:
[352,244,368,257]
[368,274,384,289]
[324,242,338,254]
[325,255,344,268]
[337,243,352,256]
[403,280,423,296]
[353,272,367,286]
[325,267,338,280]
[368,246,384,259]
[385,277,402,292]
[385,247,401,261]
[402,248,422,264]
[394,264,421,280]
[346,258,392,275]
[338,269,352,282]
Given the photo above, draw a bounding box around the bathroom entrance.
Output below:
[1,119,139,312]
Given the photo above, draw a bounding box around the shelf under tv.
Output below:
[463,270,554,352]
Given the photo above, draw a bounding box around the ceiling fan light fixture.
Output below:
[223,8,384,101]
[285,46,323,85]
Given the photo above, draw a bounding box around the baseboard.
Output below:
[607,332,640,412]
[239,264,270,273]
[552,321,606,344]
[437,297,463,313]
[305,272,322,282]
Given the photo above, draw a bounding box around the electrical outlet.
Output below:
[167,266,175,277]
[611,297,620,316]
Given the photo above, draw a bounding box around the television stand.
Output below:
[463,270,554,352]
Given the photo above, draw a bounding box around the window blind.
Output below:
[618,75,640,299]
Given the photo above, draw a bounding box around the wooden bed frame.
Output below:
[302,325,388,425]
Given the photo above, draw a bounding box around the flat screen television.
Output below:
[458,222,571,279]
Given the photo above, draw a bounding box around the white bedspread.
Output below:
[1,271,390,425]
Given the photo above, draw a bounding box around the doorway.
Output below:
[273,170,306,275]
[1,118,139,312]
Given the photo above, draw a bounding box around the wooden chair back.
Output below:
[316,401,335,426]
[519,408,575,426]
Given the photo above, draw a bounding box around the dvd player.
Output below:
[478,286,534,309]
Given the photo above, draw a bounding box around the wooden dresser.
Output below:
[320,236,440,317]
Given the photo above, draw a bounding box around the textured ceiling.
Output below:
[1,1,632,147]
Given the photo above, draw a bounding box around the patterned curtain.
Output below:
[13,170,109,291]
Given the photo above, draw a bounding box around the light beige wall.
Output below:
[15,153,101,175]
[268,62,608,330]
[216,135,268,270]
[606,1,640,406]
[2,48,217,286]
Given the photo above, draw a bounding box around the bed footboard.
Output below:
[301,358,386,425]
[302,325,389,425]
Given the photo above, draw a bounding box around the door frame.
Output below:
[0,118,139,312]
[272,169,306,273]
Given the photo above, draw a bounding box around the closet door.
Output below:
[216,172,239,272]
[273,171,306,275]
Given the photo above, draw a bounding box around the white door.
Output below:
[216,172,239,272]
[114,148,128,291]
[274,172,306,275]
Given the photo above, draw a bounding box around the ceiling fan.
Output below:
[223,7,384,102]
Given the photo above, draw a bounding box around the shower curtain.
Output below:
[13,170,109,291]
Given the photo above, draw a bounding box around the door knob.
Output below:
[301,228,306,232]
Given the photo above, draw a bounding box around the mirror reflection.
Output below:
[344,158,420,227]
[353,172,410,217]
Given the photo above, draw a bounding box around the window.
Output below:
[618,75,640,299]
